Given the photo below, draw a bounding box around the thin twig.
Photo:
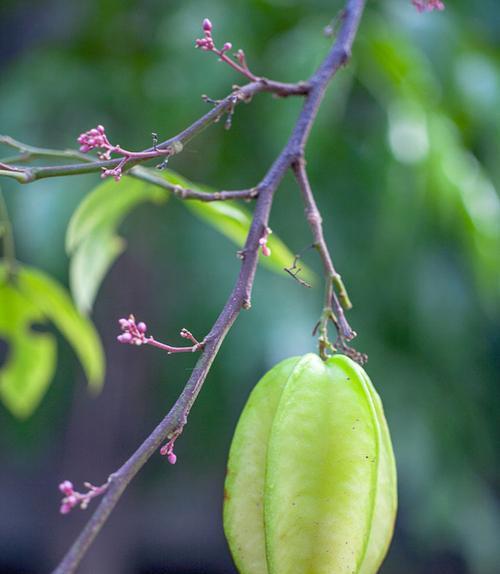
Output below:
[284,248,313,288]
[46,2,368,571]
[131,166,259,202]
[0,141,258,203]
[0,80,309,184]
[292,158,366,362]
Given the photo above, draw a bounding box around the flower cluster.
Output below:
[160,435,179,465]
[117,314,203,354]
[117,315,148,346]
[195,18,232,55]
[77,125,112,155]
[195,18,257,82]
[59,480,108,514]
[259,226,272,257]
[77,125,127,181]
[411,0,445,12]
[77,126,172,181]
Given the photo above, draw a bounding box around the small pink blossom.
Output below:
[58,480,108,514]
[117,315,203,354]
[77,126,171,181]
[101,167,123,182]
[411,0,445,12]
[59,480,74,496]
[195,18,257,82]
[195,20,215,51]
[117,332,133,343]
[77,125,109,153]
[117,314,148,346]
[160,434,180,464]
[258,226,272,257]
[78,125,125,180]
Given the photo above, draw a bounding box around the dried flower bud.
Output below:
[261,244,271,257]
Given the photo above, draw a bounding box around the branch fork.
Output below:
[77,126,178,181]
[1,3,372,571]
[59,480,109,515]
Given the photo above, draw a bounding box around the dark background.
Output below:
[1,0,499,572]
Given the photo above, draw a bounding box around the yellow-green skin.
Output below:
[223,354,397,574]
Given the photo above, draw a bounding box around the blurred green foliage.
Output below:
[66,175,169,313]
[0,262,103,417]
[0,1,499,573]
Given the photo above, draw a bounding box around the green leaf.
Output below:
[16,264,105,393]
[70,229,125,315]
[157,169,315,283]
[66,176,168,313]
[0,270,57,418]
[0,263,104,417]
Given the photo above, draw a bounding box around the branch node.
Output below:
[58,480,109,515]
[338,47,352,66]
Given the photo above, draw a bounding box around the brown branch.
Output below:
[131,166,259,202]
[0,79,309,184]
[46,2,367,571]
[0,140,258,203]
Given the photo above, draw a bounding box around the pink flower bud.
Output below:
[117,332,133,343]
[60,502,72,514]
[168,452,177,464]
[97,125,105,133]
[137,322,147,333]
[261,244,271,257]
[412,0,444,11]
[202,18,212,32]
[222,42,232,52]
[59,480,74,495]
[119,318,130,329]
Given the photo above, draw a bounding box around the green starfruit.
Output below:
[224,353,397,574]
